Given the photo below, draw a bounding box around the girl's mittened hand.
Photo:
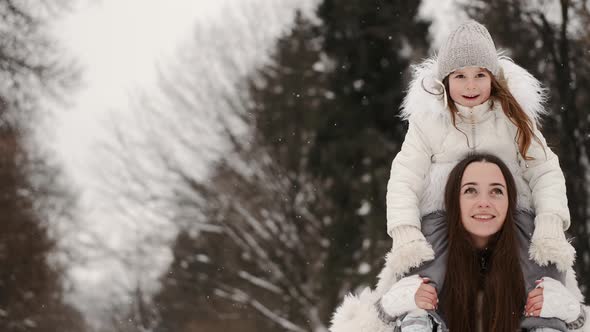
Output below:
[529,216,575,272]
[389,226,435,275]
[537,277,581,323]
[380,275,424,318]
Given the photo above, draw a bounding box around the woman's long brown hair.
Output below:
[444,70,538,160]
[440,153,525,332]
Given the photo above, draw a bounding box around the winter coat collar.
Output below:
[456,99,495,124]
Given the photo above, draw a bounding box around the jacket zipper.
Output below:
[470,109,476,150]
[513,128,530,169]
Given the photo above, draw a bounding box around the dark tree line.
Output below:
[0,1,86,331]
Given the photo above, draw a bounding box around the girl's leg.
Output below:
[399,311,433,332]
[402,211,449,331]
[407,211,449,291]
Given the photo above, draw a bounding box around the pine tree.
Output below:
[310,0,430,309]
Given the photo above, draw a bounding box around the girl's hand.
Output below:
[525,280,544,317]
[531,277,583,324]
[415,278,438,310]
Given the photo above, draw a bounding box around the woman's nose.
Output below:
[477,198,491,208]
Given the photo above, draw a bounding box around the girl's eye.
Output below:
[463,187,477,194]
[476,73,487,78]
[454,74,464,79]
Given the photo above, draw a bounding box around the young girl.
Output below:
[381,20,575,331]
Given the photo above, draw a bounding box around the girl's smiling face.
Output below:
[459,161,508,248]
[448,67,492,108]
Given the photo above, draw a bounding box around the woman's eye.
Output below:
[491,188,504,195]
[476,73,487,78]
[463,187,477,194]
[454,74,464,79]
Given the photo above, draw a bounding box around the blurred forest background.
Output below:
[1,0,589,331]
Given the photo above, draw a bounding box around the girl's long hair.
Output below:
[440,153,525,332]
[443,70,538,160]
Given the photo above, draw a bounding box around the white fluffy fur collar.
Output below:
[400,56,548,126]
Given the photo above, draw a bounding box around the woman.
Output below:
[376,154,585,331]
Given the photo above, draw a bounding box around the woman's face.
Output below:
[460,161,509,248]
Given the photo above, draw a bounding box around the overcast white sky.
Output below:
[53,0,224,178]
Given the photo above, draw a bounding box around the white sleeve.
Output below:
[522,125,570,230]
[386,117,433,236]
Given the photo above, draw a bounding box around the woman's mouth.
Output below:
[472,214,495,221]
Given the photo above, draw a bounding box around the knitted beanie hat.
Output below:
[437,20,499,80]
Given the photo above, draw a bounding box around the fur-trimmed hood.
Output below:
[400,55,548,125]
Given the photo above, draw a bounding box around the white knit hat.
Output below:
[437,20,499,80]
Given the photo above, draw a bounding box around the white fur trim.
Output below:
[530,215,575,272]
[374,251,401,297]
[329,288,391,332]
[529,237,575,272]
[400,58,448,121]
[377,240,434,294]
[498,57,548,125]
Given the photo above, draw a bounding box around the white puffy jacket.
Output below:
[386,57,573,272]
